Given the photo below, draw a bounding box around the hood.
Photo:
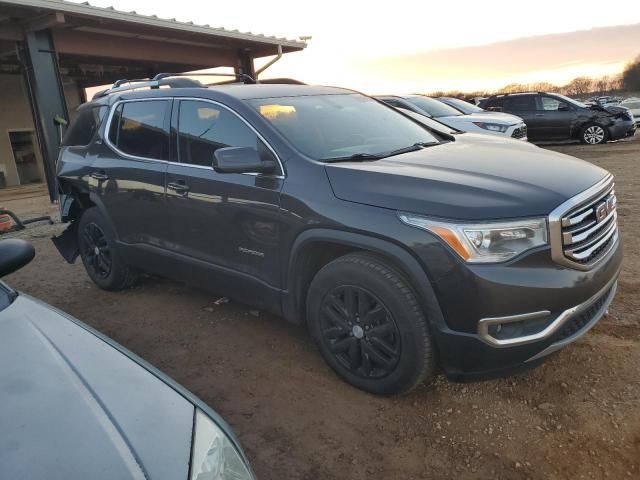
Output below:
[588,104,627,116]
[0,295,193,480]
[439,112,522,125]
[325,140,609,220]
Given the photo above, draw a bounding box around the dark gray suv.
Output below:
[54,77,622,395]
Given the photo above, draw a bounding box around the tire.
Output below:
[306,252,435,395]
[77,207,137,291]
[580,123,608,145]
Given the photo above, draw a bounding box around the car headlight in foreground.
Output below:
[190,409,255,480]
[472,122,509,133]
[399,214,548,263]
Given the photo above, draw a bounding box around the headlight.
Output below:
[190,409,255,480]
[472,122,509,133]
[398,213,548,263]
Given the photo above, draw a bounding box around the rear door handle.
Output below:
[535,113,545,117]
[167,181,190,194]
[90,171,109,181]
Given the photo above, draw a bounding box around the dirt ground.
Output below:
[5,137,640,480]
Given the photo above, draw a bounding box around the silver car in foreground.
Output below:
[0,239,255,480]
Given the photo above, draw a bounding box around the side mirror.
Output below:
[212,147,276,174]
[0,239,35,278]
[558,103,570,112]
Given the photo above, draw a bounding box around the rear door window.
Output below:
[108,100,170,160]
[504,96,536,112]
[62,106,107,147]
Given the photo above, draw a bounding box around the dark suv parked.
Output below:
[480,92,636,144]
[55,78,622,395]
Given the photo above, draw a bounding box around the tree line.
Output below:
[429,56,640,100]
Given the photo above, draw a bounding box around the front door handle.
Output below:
[535,113,545,117]
[167,181,190,195]
[91,171,109,181]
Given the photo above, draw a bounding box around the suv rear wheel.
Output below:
[78,207,137,291]
[307,253,435,395]
[581,123,608,145]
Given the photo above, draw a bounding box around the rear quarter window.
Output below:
[62,106,107,147]
[107,100,170,160]
[482,97,503,110]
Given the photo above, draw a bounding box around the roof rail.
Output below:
[92,71,257,100]
[490,91,548,98]
[92,77,206,99]
[153,72,256,84]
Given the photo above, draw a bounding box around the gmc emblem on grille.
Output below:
[595,196,616,223]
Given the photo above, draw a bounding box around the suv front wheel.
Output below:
[307,253,435,395]
[78,207,137,291]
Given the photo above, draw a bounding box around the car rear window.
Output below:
[62,106,107,147]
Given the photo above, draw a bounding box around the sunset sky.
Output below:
[72,0,640,94]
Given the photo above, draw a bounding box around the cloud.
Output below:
[360,23,640,92]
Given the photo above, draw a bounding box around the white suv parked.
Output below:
[378,95,528,140]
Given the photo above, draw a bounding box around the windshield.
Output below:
[404,96,463,117]
[439,97,484,114]
[249,94,439,161]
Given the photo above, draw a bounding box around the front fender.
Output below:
[282,228,446,330]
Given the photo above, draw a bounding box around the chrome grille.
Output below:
[549,175,619,270]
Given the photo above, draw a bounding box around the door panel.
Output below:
[534,96,576,140]
[89,99,171,247]
[165,99,283,288]
[503,96,539,139]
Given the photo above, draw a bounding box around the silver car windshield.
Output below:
[440,97,484,114]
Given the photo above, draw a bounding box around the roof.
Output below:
[0,0,307,52]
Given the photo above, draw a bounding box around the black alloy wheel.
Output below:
[307,253,435,395]
[320,285,401,379]
[81,222,112,279]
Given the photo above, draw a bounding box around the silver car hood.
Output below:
[0,294,193,480]
[439,112,522,125]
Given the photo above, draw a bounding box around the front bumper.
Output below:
[608,119,636,140]
[428,233,622,380]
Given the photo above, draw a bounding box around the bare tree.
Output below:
[564,77,594,97]
[621,57,640,91]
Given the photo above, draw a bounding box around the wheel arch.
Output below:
[59,183,118,236]
[282,229,446,330]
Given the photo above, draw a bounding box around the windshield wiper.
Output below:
[382,141,437,158]
[324,153,383,163]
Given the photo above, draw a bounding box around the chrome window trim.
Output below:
[104,98,172,163]
[176,97,285,178]
[103,97,285,179]
[478,268,620,348]
[548,174,617,271]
